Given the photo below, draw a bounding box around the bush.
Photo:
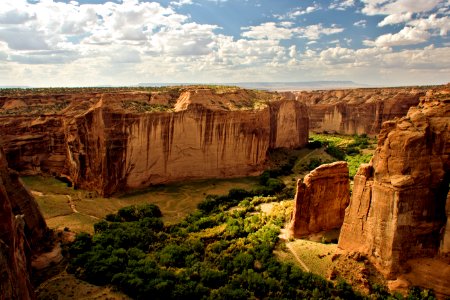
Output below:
[325,145,346,160]
[306,140,322,149]
[307,158,323,171]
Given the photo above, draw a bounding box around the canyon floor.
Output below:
[27,133,386,299]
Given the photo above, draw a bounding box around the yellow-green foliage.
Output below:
[307,134,376,178]
[346,153,372,178]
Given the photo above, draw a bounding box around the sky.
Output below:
[0,0,449,87]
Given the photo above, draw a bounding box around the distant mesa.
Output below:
[138,81,368,91]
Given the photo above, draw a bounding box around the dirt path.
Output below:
[66,195,79,213]
[286,243,311,272]
[279,227,311,272]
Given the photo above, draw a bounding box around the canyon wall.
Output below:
[295,87,426,135]
[338,87,450,277]
[0,88,308,196]
[66,92,308,196]
[289,161,350,238]
[0,147,49,300]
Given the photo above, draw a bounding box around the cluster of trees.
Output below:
[68,139,436,300]
[69,200,368,299]
[69,200,435,300]
[305,134,373,178]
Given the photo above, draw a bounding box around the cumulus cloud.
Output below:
[361,0,442,15]
[354,20,367,28]
[274,4,320,20]
[241,22,294,40]
[409,14,450,36]
[0,27,50,50]
[241,22,343,41]
[170,0,193,7]
[329,0,355,11]
[364,26,431,47]
[298,24,344,40]
[378,12,412,26]
[0,0,448,86]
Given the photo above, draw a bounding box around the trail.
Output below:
[279,227,310,272]
[66,195,79,213]
[286,243,311,272]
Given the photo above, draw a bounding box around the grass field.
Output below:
[22,176,259,233]
[36,272,131,300]
[288,239,337,276]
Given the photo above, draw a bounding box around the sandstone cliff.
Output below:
[289,161,350,238]
[295,87,426,135]
[0,147,49,300]
[0,88,308,196]
[338,88,450,278]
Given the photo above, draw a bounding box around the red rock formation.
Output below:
[0,88,308,196]
[0,147,49,300]
[295,87,426,135]
[66,93,308,196]
[338,88,450,278]
[289,161,350,238]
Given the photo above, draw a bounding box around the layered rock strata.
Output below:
[0,147,49,300]
[289,161,350,238]
[295,87,427,135]
[338,88,450,277]
[0,88,308,196]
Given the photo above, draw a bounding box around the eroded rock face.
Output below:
[289,161,350,238]
[295,87,426,135]
[0,88,308,196]
[0,147,49,300]
[338,88,450,277]
[66,94,308,196]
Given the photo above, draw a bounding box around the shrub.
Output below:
[306,140,322,149]
[325,145,346,160]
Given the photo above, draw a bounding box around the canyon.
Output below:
[1,84,449,298]
[0,147,49,300]
[337,87,450,295]
[1,88,308,196]
[294,87,425,135]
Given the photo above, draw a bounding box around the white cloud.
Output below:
[364,26,431,47]
[409,14,450,36]
[298,24,344,40]
[378,12,412,26]
[274,4,320,20]
[354,20,367,28]
[241,22,344,41]
[361,0,442,15]
[147,22,218,56]
[241,22,294,40]
[0,0,448,87]
[289,45,296,58]
[0,27,50,50]
[320,47,355,64]
[329,0,355,11]
[170,0,193,7]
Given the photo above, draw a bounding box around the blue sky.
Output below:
[0,0,449,87]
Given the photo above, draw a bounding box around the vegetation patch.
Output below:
[22,175,259,233]
[121,101,173,113]
[307,134,377,178]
